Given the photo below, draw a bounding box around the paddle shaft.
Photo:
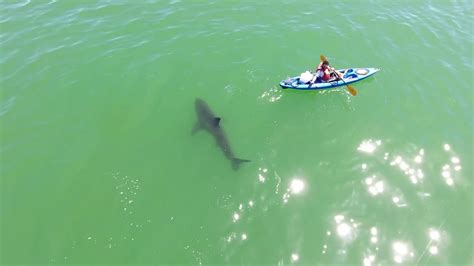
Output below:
[320,55,357,96]
[330,67,357,96]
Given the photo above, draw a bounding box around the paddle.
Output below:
[320,55,357,96]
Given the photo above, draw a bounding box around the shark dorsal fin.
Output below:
[213,117,221,126]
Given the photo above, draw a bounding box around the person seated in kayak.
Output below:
[311,60,344,83]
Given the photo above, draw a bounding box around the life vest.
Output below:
[322,65,331,81]
[317,65,331,81]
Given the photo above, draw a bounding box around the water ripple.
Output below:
[0,1,472,264]
[0,96,16,117]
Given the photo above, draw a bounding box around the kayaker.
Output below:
[311,60,344,83]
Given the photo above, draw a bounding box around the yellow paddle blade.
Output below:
[347,85,357,96]
[320,54,328,62]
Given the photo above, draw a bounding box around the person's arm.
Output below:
[316,62,323,72]
[331,67,344,79]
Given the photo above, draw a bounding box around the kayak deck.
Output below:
[280,68,380,90]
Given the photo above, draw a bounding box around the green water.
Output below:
[1,0,473,265]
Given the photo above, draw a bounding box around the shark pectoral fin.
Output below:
[213,117,221,127]
[191,122,202,135]
[231,158,251,170]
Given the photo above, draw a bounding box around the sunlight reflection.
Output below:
[358,139,465,202]
[290,179,305,194]
[445,178,454,186]
[112,172,149,233]
[283,177,306,203]
[429,228,441,241]
[370,227,378,235]
[357,139,382,154]
[337,223,352,237]
[414,155,423,164]
[283,193,290,203]
[450,156,460,164]
[429,245,439,255]
[391,195,407,207]
[334,214,345,223]
[392,241,414,264]
[425,227,445,257]
[370,226,378,244]
[232,213,240,223]
[291,253,299,262]
[333,214,358,242]
[440,144,462,187]
[370,236,378,244]
[364,175,385,196]
[389,153,425,185]
[257,167,267,183]
[363,254,376,266]
[226,232,236,243]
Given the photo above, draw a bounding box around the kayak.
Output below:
[280,68,380,90]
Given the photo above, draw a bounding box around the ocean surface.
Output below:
[1,0,472,265]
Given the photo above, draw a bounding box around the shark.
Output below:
[193,98,250,170]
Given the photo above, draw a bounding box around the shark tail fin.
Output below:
[232,158,251,170]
